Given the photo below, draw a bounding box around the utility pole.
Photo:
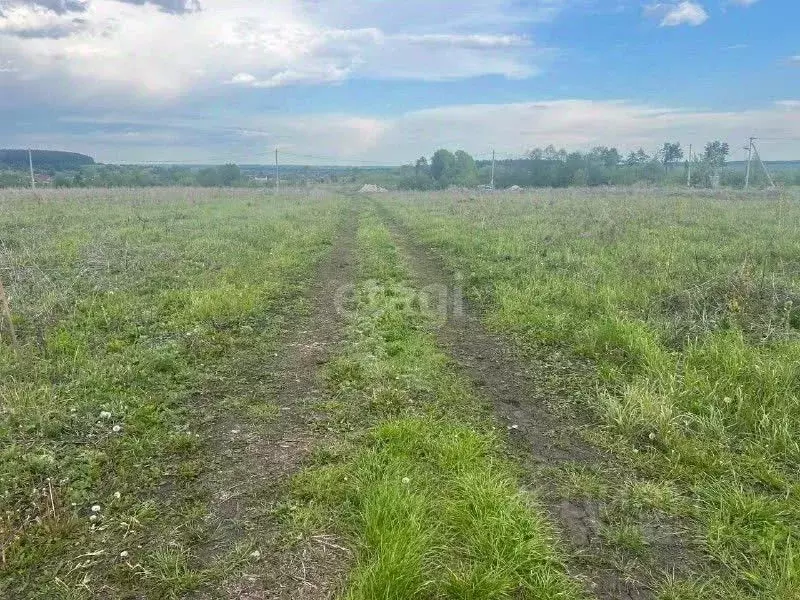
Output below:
[744,137,775,189]
[490,150,495,189]
[753,141,775,188]
[275,148,279,193]
[687,144,692,187]
[28,149,35,190]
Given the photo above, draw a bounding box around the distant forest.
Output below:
[0,150,95,171]
[1,144,798,189]
[393,143,799,190]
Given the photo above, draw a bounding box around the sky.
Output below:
[0,0,798,164]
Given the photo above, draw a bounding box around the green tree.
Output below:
[589,146,621,168]
[453,150,478,186]
[704,141,730,169]
[218,163,242,186]
[196,167,221,187]
[659,142,684,172]
[625,148,650,166]
[430,149,456,185]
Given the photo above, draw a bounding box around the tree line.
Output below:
[0,163,247,188]
[397,141,796,190]
[1,141,797,190]
[0,162,372,189]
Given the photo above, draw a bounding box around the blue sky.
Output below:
[0,0,798,163]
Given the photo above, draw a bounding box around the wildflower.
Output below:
[401,477,411,485]
[91,504,101,513]
[250,550,261,559]
[120,550,129,558]
[100,411,112,420]
[114,492,121,500]
[112,425,122,433]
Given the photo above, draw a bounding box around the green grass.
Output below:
[0,188,344,598]
[291,212,581,600]
[7,185,798,598]
[380,188,800,598]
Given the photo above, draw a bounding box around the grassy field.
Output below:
[0,189,346,597]
[380,187,800,599]
[2,186,799,599]
[291,210,579,599]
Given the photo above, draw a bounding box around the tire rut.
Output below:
[197,206,358,599]
[375,204,669,600]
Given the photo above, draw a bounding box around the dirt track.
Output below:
[376,204,699,600]
[201,199,698,599]
[197,208,357,599]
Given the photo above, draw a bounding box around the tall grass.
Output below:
[292,213,580,600]
[382,188,800,598]
[0,189,343,597]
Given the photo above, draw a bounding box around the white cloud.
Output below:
[0,0,563,103]
[228,73,256,85]
[645,2,709,27]
[17,99,800,163]
[727,0,759,6]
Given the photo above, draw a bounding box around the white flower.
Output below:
[89,515,98,522]
[648,432,656,440]
[401,477,411,485]
[120,550,129,558]
[250,550,261,559]
[114,492,121,500]
[112,425,122,433]
[91,504,101,513]
[99,411,112,420]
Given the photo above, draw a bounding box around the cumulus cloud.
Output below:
[0,0,558,103]
[0,2,89,37]
[2,0,199,15]
[645,2,709,27]
[1,1,89,15]
[115,0,201,13]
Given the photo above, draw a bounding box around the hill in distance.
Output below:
[0,149,95,171]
